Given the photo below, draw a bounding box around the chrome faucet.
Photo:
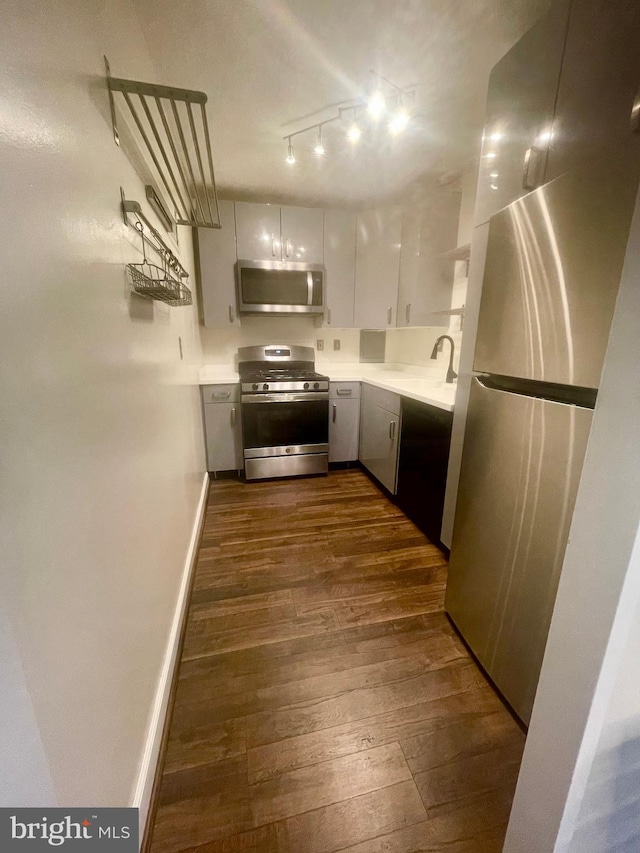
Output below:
[430,335,458,383]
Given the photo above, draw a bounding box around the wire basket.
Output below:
[166,281,193,307]
[127,219,193,307]
[128,261,182,304]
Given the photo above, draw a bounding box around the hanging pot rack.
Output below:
[106,56,221,229]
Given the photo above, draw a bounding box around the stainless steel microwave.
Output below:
[236,260,325,315]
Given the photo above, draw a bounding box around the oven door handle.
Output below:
[242,392,330,404]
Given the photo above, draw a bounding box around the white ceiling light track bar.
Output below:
[105,56,221,229]
[283,72,416,164]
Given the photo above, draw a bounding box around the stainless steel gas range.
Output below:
[238,345,330,480]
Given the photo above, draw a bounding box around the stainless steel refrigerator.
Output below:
[445,165,638,725]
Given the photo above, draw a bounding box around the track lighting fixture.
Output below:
[282,73,414,165]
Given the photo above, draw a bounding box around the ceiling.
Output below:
[135,0,550,208]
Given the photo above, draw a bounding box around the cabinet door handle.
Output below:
[389,420,396,440]
[405,303,411,324]
[522,146,544,190]
[332,404,337,423]
[213,391,231,399]
[286,239,292,258]
[326,307,331,325]
[387,306,393,325]
[271,234,277,257]
[336,388,352,396]
[230,407,236,426]
[228,304,235,324]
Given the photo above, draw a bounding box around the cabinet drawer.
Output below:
[361,382,400,415]
[329,382,360,400]
[202,384,240,404]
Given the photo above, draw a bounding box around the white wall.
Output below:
[567,560,640,853]
[503,178,640,853]
[200,317,361,366]
[0,0,205,813]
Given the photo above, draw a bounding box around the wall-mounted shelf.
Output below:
[441,244,471,277]
[428,304,466,329]
[105,56,221,229]
[440,244,471,261]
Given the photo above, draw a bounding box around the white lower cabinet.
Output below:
[328,382,360,462]
[359,384,401,494]
[202,385,243,472]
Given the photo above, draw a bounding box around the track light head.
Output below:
[388,107,410,135]
[314,127,325,156]
[286,139,295,164]
[367,89,386,120]
[347,123,361,143]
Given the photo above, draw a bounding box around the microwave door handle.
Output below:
[307,271,313,305]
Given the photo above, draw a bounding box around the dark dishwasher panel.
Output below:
[396,398,453,549]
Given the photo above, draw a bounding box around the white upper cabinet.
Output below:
[198,199,240,327]
[280,206,324,263]
[397,189,460,327]
[323,209,356,327]
[474,1,570,226]
[545,0,640,184]
[235,202,324,263]
[235,202,282,261]
[354,208,402,329]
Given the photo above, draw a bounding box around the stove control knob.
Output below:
[314,382,320,389]
[304,382,310,390]
[263,383,269,391]
[252,383,258,391]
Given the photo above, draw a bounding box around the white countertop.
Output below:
[199,363,456,412]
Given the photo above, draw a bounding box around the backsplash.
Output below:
[199,317,461,377]
[199,316,360,367]
[386,326,462,375]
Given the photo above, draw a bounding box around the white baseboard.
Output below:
[131,472,209,844]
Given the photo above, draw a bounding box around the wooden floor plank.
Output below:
[415,742,524,817]
[167,824,279,853]
[149,470,524,853]
[164,716,247,774]
[275,781,428,853]
[249,742,412,827]
[245,660,484,748]
[182,608,340,660]
[400,709,523,775]
[247,687,504,784]
[174,628,460,708]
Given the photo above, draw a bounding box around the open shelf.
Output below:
[440,243,471,261]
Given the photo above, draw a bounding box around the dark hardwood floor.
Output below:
[149,469,524,853]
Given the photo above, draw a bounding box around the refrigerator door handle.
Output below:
[522,145,544,190]
[473,373,597,408]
